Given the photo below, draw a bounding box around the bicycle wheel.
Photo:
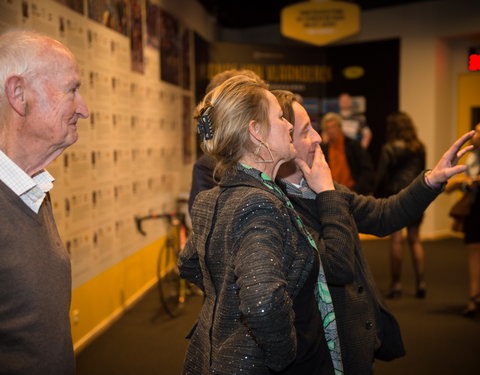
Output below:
[156,235,184,318]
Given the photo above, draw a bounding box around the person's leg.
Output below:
[406,225,426,298]
[386,230,404,298]
[464,242,480,315]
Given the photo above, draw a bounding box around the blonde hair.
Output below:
[206,69,266,94]
[196,75,270,177]
[321,112,342,130]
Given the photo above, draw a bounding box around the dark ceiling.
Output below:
[196,0,435,29]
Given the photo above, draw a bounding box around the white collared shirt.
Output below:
[0,150,54,213]
[290,178,309,190]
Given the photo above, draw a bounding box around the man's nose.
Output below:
[77,93,89,119]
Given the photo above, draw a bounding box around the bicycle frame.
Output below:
[134,211,188,319]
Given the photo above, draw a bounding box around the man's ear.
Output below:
[5,75,27,116]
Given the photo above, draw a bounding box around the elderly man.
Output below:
[0,30,89,374]
[321,111,375,195]
[272,89,474,375]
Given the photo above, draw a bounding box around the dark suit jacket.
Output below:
[188,153,216,213]
[279,173,441,375]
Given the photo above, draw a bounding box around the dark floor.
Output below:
[76,237,480,375]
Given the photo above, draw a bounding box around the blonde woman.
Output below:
[179,75,342,375]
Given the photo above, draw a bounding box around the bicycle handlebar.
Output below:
[134,212,185,236]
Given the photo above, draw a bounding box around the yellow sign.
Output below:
[343,65,365,79]
[207,62,333,83]
[281,0,360,46]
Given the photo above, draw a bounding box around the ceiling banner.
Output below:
[281,0,360,46]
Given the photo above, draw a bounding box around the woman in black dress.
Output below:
[374,112,427,299]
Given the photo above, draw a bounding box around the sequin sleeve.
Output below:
[178,233,204,291]
[231,193,296,371]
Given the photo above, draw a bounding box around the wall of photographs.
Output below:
[0,0,197,288]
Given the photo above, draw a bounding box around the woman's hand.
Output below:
[425,130,475,189]
[295,144,335,193]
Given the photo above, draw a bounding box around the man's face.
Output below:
[25,48,89,156]
[338,94,351,111]
[291,101,321,167]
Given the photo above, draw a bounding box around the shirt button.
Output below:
[365,321,373,330]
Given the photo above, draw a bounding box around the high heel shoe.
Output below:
[463,293,480,317]
[415,287,426,299]
[385,288,402,299]
[415,281,427,299]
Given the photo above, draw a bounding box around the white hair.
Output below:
[0,29,71,107]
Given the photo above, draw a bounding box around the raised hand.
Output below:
[295,144,335,193]
[425,130,475,189]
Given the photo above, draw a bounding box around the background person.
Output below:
[272,89,475,375]
[0,29,89,374]
[338,92,372,149]
[179,76,342,375]
[374,112,427,299]
[321,112,375,195]
[445,123,480,316]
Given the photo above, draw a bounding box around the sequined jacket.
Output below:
[279,172,441,375]
[179,168,327,375]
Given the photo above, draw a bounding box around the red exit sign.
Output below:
[469,47,480,72]
[469,53,480,71]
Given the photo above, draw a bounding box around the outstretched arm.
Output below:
[351,130,476,235]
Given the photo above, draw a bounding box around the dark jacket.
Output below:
[322,137,375,195]
[179,168,334,375]
[374,140,426,198]
[279,173,441,375]
[188,153,216,213]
